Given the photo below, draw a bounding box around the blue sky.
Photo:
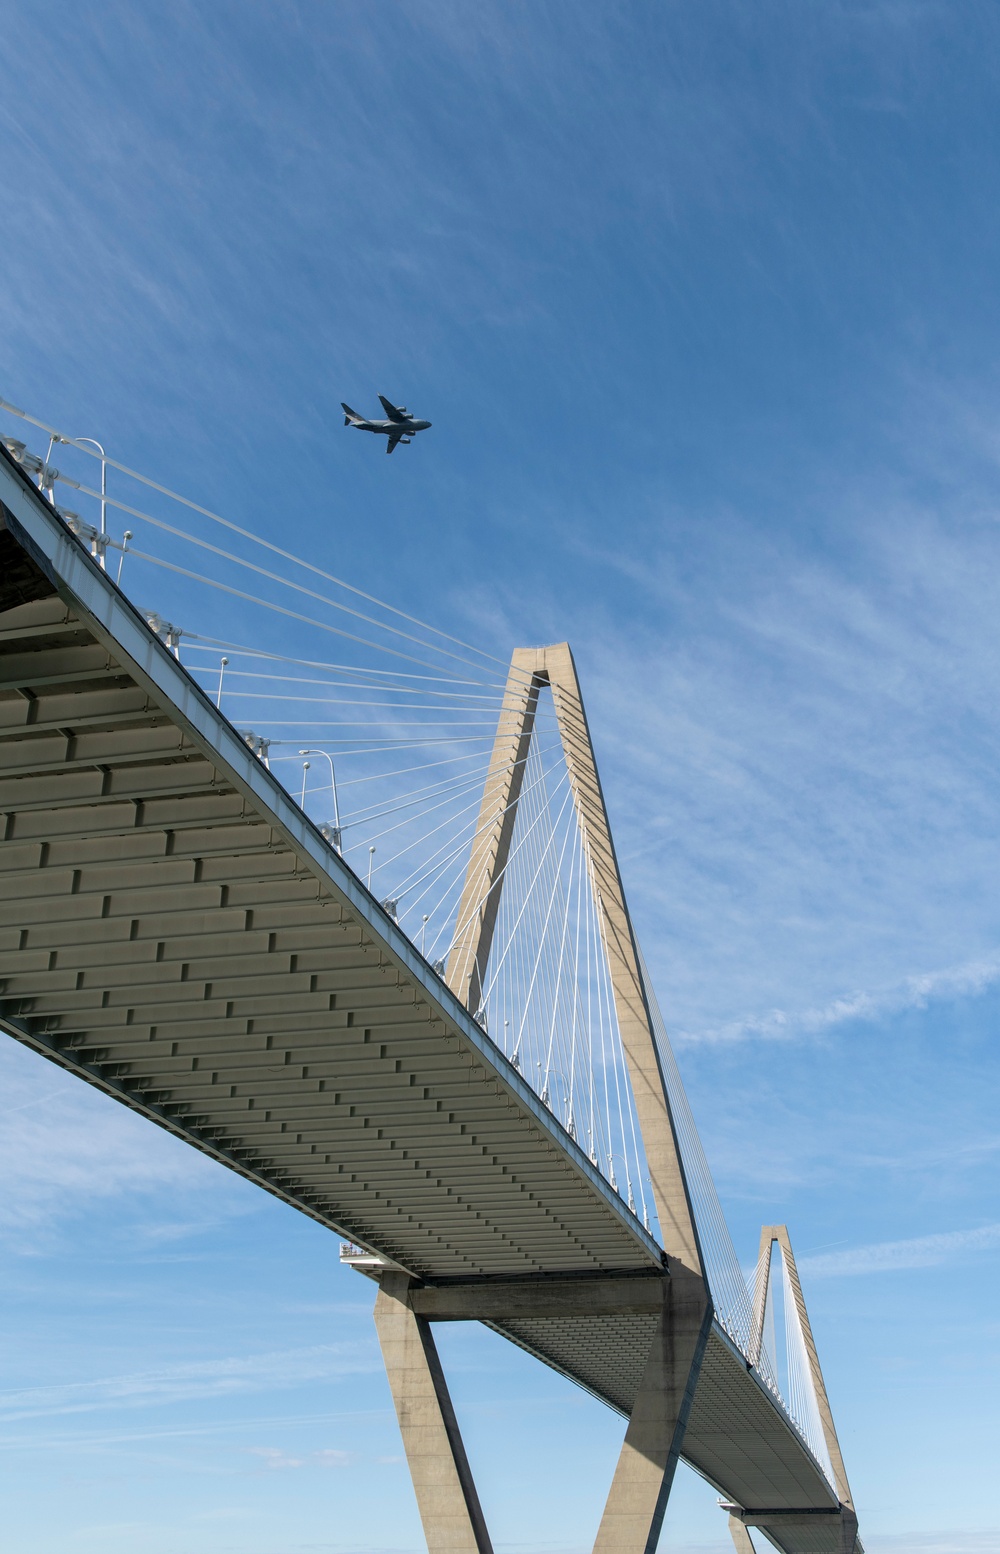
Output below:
[2,3,1000,1551]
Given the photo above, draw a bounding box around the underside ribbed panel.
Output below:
[0,588,658,1280]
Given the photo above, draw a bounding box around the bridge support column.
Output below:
[374,1272,493,1554]
[726,1508,859,1554]
[726,1515,756,1553]
[593,1262,711,1554]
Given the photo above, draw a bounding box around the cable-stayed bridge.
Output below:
[0,409,860,1554]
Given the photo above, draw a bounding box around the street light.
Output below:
[116,530,132,586]
[65,437,107,566]
[299,748,342,850]
[216,656,229,708]
[300,760,310,807]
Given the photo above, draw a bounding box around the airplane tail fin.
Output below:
[341,402,362,425]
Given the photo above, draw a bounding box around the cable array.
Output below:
[472,701,653,1227]
[635,943,764,1352]
[639,948,838,1480]
[759,1242,837,1484]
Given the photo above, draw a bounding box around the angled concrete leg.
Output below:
[593,1264,711,1554]
[727,1515,756,1553]
[839,1508,859,1554]
[374,1272,493,1554]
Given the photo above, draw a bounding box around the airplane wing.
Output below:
[386,432,403,454]
[378,395,408,423]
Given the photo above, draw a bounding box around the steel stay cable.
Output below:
[427,764,566,975]
[422,845,487,961]
[401,832,482,927]
[624,1028,651,1228]
[340,747,529,829]
[183,636,511,690]
[634,941,764,1354]
[594,888,635,1207]
[126,546,490,678]
[237,732,494,745]
[188,667,516,703]
[582,826,597,1165]
[535,760,568,1101]
[225,712,509,726]
[120,537,502,681]
[321,768,494,836]
[568,825,585,1142]
[505,758,544,1071]
[207,688,553,714]
[50,477,501,680]
[590,853,620,1192]
[390,740,554,905]
[448,772,572,1000]
[350,752,546,901]
[516,774,593,1146]
[509,770,608,1162]
[341,767,505,850]
[406,812,487,933]
[521,782,558,1091]
[344,784,487,864]
[511,787,576,1055]
[540,814,576,1103]
[586,849,617,1185]
[586,852,652,1226]
[387,755,567,902]
[337,750,492,789]
[340,762,502,828]
[351,745,557,874]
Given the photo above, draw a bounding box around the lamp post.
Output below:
[300,761,310,807]
[116,530,132,586]
[299,748,342,849]
[216,656,229,709]
[68,437,107,566]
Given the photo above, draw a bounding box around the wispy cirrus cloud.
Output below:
[0,1343,380,1424]
[675,947,1000,1046]
[0,1041,252,1246]
[501,487,1000,1049]
[863,1535,1000,1554]
[248,1445,353,1470]
[798,1223,1000,1279]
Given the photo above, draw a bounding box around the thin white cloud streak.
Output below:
[483,484,1000,1048]
[247,1445,352,1470]
[0,1407,390,1454]
[798,1224,1000,1279]
[863,1536,1000,1554]
[677,946,1000,1045]
[0,1042,252,1243]
[0,1342,380,1423]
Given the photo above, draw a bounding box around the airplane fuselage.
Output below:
[356,419,431,435]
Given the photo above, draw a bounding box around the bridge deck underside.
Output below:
[493,1319,837,1514]
[0,462,843,1544]
[0,595,655,1282]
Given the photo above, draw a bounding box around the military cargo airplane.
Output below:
[341,396,432,454]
